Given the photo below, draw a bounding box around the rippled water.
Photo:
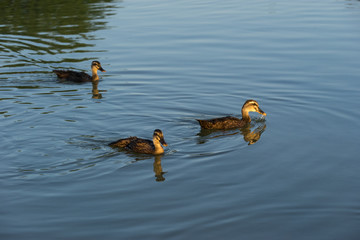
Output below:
[1,0,360,239]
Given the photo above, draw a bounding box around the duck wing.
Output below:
[108,136,138,148]
[197,116,245,129]
[126,138,155,154]
[53,70,91,82]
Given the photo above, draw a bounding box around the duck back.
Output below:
[126,138,155,154]
[197,116,245,129]
[108,136,138,148]
[53,70,91,82]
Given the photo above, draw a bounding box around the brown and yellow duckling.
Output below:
[197,99,267,129]
[53,61,105,82]
[109,129,168,155]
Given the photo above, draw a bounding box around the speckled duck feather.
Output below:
[53,70,91,82]
[197,116,246,130]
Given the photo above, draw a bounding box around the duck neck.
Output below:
[241,109,251,123]
[91,68,99,81]
[153,138,164,154]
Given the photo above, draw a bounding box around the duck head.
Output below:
[91,61,106,72]
[241,99,267,122]
[153,129,168,147]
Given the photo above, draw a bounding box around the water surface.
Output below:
[1,0,360,239]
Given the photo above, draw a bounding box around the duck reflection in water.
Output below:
[112,150,167,182]
[153,155,166,182]
[197,122,267,145]
[92,80,102,99]
[241,124,266,145]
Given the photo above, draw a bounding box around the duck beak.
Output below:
[99,67,106,72]
[258,107,267,116]
[160,137,168,147]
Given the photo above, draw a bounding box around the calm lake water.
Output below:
[1,0,360,239]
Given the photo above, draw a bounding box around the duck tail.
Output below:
[196,119,206,128]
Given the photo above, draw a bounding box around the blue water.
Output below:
[1,0,360,239]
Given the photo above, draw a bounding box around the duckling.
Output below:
[53,61,105,82]
[109,129,168,155]
[197,99,266,129]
